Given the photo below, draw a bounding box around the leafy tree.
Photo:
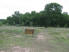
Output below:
[12,11,21,24]
[42,3,63,27]
[7,16,14,25]
[44,3,63,14]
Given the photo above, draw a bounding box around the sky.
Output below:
[0,0,69,19]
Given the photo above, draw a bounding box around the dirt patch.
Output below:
[0,51,5,52]
[36,32,46,41]
[37,35,45,40]
[11,46,30,52]
[14,35,22,38]
[0,46,31,52]
[44,50,50,52]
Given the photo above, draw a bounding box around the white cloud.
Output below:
[0,0,69,19]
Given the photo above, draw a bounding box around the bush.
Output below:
[0,22,3,26]
[64,24,68,27]
[57,24,60,27]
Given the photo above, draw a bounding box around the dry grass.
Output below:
[0,26,69,52]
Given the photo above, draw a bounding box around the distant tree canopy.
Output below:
[5,3,69,27]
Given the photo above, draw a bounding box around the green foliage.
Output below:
[6,3,69,27]
[44,3,63,14]
[57,24,60,27]
[0,22,3,26]
[64,24,68,27]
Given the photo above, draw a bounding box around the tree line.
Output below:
[0,3,69,27]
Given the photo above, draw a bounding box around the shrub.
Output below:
[0,22,3,26]
[57,24,60,27]
[64,24,68,27]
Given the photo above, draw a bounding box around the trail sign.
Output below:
[25,28,34,34]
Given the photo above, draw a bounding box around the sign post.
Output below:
[25,28,34,35]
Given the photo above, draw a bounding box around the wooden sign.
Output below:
[25,29,34,34]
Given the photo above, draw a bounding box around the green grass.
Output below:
[0,26,69,52]
[0,26,40,48]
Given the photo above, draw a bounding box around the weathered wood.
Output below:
[25,29,34,34]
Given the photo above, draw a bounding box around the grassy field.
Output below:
[0,26,69,52]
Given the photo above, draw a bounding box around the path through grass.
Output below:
[0,26,69,52]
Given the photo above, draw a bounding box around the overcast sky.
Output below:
[0,0,69,19]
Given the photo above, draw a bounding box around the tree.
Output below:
[62,12,69,27]
[42,3,63,27]
[44,3,63,14]
[12,11,21,24]
[6,3,69,27]
[7,16,14,25]
[22,12,31,26]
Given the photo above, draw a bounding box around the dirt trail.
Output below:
[30,31,51,52]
